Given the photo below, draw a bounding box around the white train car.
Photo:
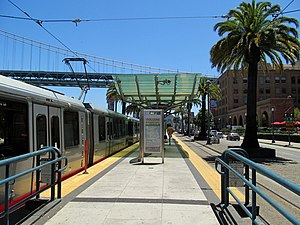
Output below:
[0,75,139,212]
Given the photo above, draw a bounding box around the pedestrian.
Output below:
[166,123,175,145]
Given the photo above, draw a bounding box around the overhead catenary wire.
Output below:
[0,14,232,24]
[1,9,299,25]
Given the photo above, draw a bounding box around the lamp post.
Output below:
[229,116,232,130]
[218,118,221,130]
[271,107,275,143]
[206,80,211,145]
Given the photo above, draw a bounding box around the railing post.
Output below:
[252,169,257,224]
[4,164,10,225]
[55,148,62,199]
[244,164,250,206]
[50,150,56,201]
[221,155,229,206]
[36,154,41,199]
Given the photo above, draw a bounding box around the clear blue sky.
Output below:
[0,0,299,113]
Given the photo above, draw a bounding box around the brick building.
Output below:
[213,61,300,129]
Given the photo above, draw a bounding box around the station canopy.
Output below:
[112,73,202,111]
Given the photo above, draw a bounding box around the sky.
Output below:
[0,0,299,114]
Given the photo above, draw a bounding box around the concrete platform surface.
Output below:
[40,141,219,225]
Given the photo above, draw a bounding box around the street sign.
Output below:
[284,113,294,131]
[286,121,294,131]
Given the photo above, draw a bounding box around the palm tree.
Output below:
[197,77,221,139]
[106,84,119,111]
[106,84,126,114]
[210,0,299,151]
[125,103,140,118]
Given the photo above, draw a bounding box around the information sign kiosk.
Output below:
[140,109,164,163]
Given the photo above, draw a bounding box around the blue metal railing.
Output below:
[0,147,68,225]
[215,148,300,225]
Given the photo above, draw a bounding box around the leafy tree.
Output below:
[294,107,300,121]
[210,0,299,150]
[197,77,221,138]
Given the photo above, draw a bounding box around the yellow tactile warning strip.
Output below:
[173,135,244,202]
[40,143,139,198]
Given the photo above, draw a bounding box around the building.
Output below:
[213,61,300,129]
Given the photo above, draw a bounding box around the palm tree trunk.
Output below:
[122,101,126,114]
[199,94,207,137]
[241,61,260,150]
[186,103,192,136]
[181,111,184,134]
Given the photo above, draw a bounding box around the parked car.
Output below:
[226,133,240,141]
[216,132,224,139]
[211,135,220,144]
[210,130,217,136]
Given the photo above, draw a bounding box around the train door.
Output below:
[106,116,113,155]
[87,111,94,166]
[49,107,61,149]
[33,104,48,150]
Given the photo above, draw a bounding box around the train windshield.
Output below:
[0,99,29,159]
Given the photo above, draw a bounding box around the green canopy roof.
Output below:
[112,73,202,110]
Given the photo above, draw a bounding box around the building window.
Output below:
[233,77,238,84]
[292,88,296,94]
[298,78,300,84]
[259,76,264,84]
[234,98,239,103]
[244,97,247,104]
[259,88,264,94]
[266,89,270,94]
[243,77,248,83]
[281,76,286,83]
[243,89,248,94]
[282,88,286,94]
[275,87,281,94]
[233,89,238,94]
[265,77,270,83]
[275,76,280,83]
[291,76,296,84]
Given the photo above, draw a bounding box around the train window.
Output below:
[51,116,60,148]
[36,115,47,149]
[128,121,133,136]
[107,121,112,137]
[98,116,106,141]
[113,118,121,138]
[64,111,79,147]
[0,100,29,158]
[122,119,126,137]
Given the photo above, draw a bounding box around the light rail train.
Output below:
[0,75,139,211]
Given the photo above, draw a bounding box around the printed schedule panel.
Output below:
[140,109,164,157]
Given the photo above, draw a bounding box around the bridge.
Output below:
[0,29,198,88]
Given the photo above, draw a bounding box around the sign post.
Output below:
[285,113,294,146]
[140,109,164,163]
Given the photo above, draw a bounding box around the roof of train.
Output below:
[0,75,85,109]
[1,75,140,120]
[84,102,133,119]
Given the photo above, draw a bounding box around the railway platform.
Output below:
[23,135,227,225]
